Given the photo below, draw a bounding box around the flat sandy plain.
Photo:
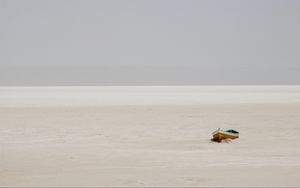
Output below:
[1,86,300,187]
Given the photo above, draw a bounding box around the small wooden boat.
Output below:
[211,128,239,142]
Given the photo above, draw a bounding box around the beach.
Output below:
[1,86,300,186]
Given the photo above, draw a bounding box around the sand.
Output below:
[1,86,300,186]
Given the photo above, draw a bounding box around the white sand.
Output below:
[1,86,300,186]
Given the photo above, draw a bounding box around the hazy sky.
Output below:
[1,0,300,85]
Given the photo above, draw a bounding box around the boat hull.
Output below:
[212,130,239,142]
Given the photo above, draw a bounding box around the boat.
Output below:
[211,128,239,142]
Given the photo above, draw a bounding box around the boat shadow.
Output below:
[210,138,233,143]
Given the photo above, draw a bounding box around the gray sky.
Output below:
[1,0,300,85]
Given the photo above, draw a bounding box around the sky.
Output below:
[0,0,300,86]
